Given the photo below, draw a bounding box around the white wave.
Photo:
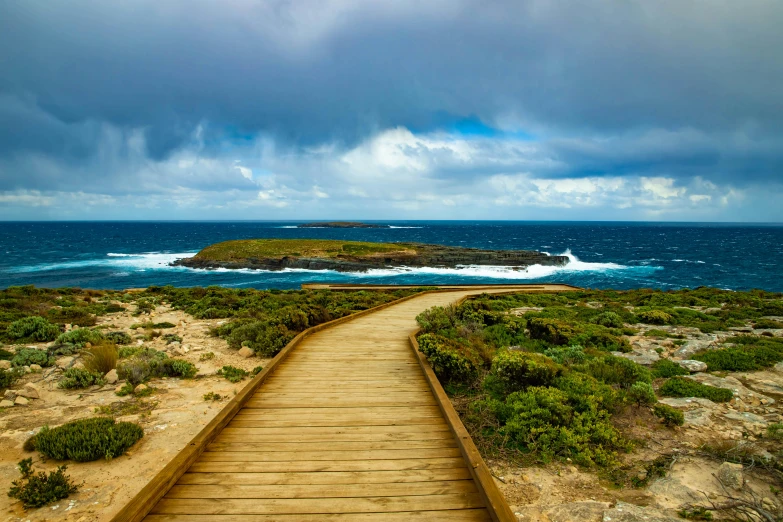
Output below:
[11,252,197,273]
[672,259,706,264]
[276,226,299,228]
[388,226,423,229]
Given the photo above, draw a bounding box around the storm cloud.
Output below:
[1,0,782,220]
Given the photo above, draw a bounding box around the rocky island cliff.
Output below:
[172,239,568,272]
[297,221,386,228]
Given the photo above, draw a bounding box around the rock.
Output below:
[29,363,42,372]
[17,383,40,399]
[545,501,611,522]
[0,360,11,370]
[171,347,185,357]
[774,361,783,373]
[137,339,144,346]
[115,384,127,394]
[238,347,254,358]
[717,462,744,490]
[602,502,681,522]
[72,360,85,369]
[3,389,17,400]
[673,339,714,359]
[105,369,118,384]
[57,356,74,369]
[614,350,659,366]
[85,342,92,348]
[677,359,707,372]
[724,411,767,426]
[22,365,31,373]
[14,396,29,406]
[659,398,717,427]
[134,384,148,393]
[0,399,13,408]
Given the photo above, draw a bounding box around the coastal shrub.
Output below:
[133,298,156,315]
[0,347,12,360]
[591,312,624,328]
[651,358,689,378]
[543,345,587,366]
[252,365,264,375]
[203,391,223,401]
[767,423,783,441]
[34,417,143,462]
[553,372,623,413]
[199,352,215,361]
[7,458,80,508]
[131,321,176,330]
[628,381,657,406]
[486,350,563,395]
[482,386,626,467]
[217,365,248,383]
[225,321,295,356]
[104,331,132,345]
[527,318,576,345]
[56,328,104,348]
[115,383,134,396]
[417,334,481,384]
[83,342,118,374]
[58,368,107,389]
[636,310,673,325]
[653,403,685,427]
[752,318,783,329]
[162,334,182,344]
[693,336,783,371]
[6,316,60,342]
[11,348,55,368]
[47,306,96,327]
[1,368,22,390]
[117,351,196,384]
[575,355,652,389]
[659,377,734,402]
[416,305,458,335]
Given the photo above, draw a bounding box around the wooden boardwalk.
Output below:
[119,285,577,522]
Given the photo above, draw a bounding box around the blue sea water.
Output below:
[0,221,781,292]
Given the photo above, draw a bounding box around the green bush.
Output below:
[417,334,481,384]
[576,355,652,389]
[416,305,458,334]
[752,318,783,329]
[162,333,182,344]
[693,337,783,371]
[591,312,624,328]
[217,365,248,383]
[59,368,107,389]
[653,403,685,426]
[34,417,143,461]
[484,386,626,467]
[6,316,60,342]
[628,381,657,406]
[636,310,673,325]
[1,368,22,390]
[104,331,132,345]
[7,458,80,508]
[527,318,576,345]
[766,423,783,441]
[487,350,563,394]
[659,377,733,402]
[11,348,54,368]
[651,358,689,378]
[56,328,104,348]
[117,351,197,384]
[543,345,587,366]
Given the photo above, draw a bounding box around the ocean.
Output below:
[0,221,781,292]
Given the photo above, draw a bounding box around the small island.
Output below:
[172,239,568,272]
[297,221,386,228]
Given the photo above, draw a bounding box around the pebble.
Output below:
[0,399,14,408]
[14,396,29,406]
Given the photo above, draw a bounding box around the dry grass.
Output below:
[83,342,118,374]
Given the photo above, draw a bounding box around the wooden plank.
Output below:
[235,405,441,415]
[150,493,486,514]
[177,468,473,485]
[165,480,478,499]
[188,457,468,473]
[227,418,447,428]
[219,424,452,436]
[206,440,458,452]
[197,448,463,461]
[213,432,455,443]
[144,509,492,521]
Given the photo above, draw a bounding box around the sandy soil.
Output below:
[0,305,270,522]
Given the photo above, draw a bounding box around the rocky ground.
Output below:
[487,315,783,521]
[0,304,269,522]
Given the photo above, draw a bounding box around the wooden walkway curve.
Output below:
[116,284,578,522]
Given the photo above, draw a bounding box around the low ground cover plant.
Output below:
[693,336,783,371]
[217,365,249,383]
[658,377,734,402]
[7,458,80,508]
[6,316,60,342]
[651,358,689,378]
[58,368,107,389]
[117,349,196,384]
[11,348,54,368]
[32,417,143,462]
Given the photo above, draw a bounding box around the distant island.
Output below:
[297,221,386,228]
[172,239,568,272]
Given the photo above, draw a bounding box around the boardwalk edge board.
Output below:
[111,284,579,522]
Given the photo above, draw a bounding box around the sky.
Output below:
[1,1,782,222]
